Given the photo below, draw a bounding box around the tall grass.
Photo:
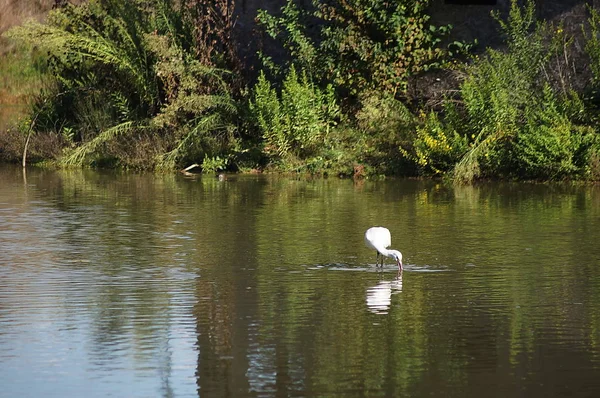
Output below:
[4,0,242,169]
[0,0,53,160]
[0,0,55,106]
[0,43,46,136]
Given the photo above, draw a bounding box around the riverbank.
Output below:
[1,0,599,182]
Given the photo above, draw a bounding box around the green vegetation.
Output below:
[4,0,242,169]
[451,1,600,182]
[1,0,600,182]
[250,66,340,171]
[256,0,459,96]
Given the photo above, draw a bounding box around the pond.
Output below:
[1,165,600,397]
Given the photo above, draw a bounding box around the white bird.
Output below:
[364,227,403,271]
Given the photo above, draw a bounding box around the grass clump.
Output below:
[4,0,241,170]
[414,0,600,183]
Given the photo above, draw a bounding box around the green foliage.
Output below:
[585,6,600,85]
[5,0,240,169]
[147,32,239,170]
[410,109,468,175]
[355,92,415,134]
[8,0,158,114]
[257,0,460,97]
[5,0,156,158]
[450,0,598,182]
[2,0,600,182]
[250,66,339,164]
[316,0,454,95]
[250,71,284,153]
[583,5,600,127]
[201,154,229,173]
[60,121,136,167]
[256,1,317,78]
[461,1,543,139]
[355,92,416,176]
[511,86,588,179]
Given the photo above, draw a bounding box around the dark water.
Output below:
[1,166,599,397]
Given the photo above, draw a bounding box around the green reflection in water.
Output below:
[1,166,600,397]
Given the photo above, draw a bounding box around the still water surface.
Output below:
[1,166,600,397]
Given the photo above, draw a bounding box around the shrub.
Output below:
[4,0,241,170]
[249,65,339,165]
[452,0,598,182]
[201,155,229,173]
[585,6,600,86]
[355,92,417,175]
[410,109,468,175]
[257,0,459,98]
[511,85,589,179]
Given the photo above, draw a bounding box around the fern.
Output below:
[157,113,224,170]
[60,121,136,166]
[7,16,154,106]
[453,129,499,184]
[5,0,241,170]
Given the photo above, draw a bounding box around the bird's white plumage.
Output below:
[364,226,403,270]
[364,226,391,253]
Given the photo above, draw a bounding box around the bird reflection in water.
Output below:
[366,273,403,314]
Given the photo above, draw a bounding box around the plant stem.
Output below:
[22,116,37,168]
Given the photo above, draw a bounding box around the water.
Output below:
[1,166,599,397]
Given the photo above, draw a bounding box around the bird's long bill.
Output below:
[397,260,403,271]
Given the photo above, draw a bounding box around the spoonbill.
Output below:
[364,227,403,270]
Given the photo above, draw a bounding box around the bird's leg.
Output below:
[375,252,380,267]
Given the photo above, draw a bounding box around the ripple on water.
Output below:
[2,169,600,397]
[0,245,200,397]
[305,262,451,273]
